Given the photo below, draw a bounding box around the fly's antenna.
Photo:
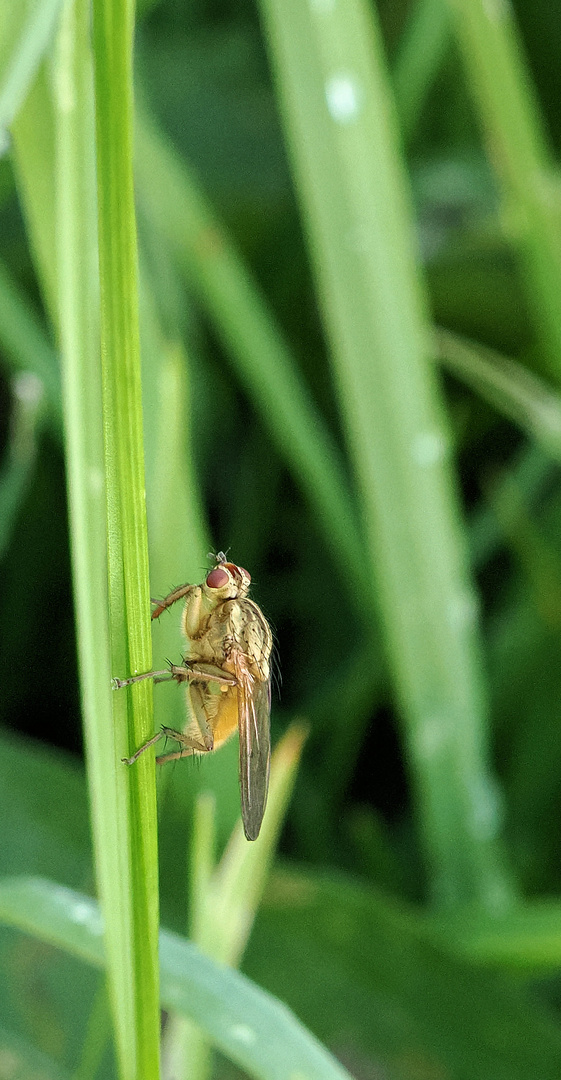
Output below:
[207,548,230,566]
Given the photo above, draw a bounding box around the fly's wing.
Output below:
[234,652,271,841]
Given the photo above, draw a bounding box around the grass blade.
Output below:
[392,0,451,140]
[0,877,354,1080]
[447,0,561,380]
[162,725,308,1080]
[0,370,44,557]
[90,0,160,1072]
[0,257,61,424]
[435,328,561,462]
[0,0,63,153]
[257,0,513,908]
[13,7,160,1072]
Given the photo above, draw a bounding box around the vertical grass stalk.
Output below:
[90,0,160,1073]
[392,0,451,141]
[447,0,561,382]
[258,0,513,909]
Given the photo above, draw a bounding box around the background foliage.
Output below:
[2,0,561,1077]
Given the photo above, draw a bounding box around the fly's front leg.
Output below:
[181,585,205,638]
[151,583,197,620]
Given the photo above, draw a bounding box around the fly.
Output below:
[113,554,272,841]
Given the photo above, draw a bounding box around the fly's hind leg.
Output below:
[156,725,215,764]
[118,663,235,765]
[122,725,213,766]
[122,730,165,765]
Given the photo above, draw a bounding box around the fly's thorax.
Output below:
[183,595,239,667]
[181,578,235,646]
[221,598,272,682]
[181,561,271,681]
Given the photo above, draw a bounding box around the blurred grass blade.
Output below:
[203,722,308,966]
[0,370,44,557]
[145,337,210,578]
[13,7,160,1071]
[0,257,61,425]
[91,0,160,1072]
[447,0,561,380]
[258,0,513,909]
[252,867,561,1078]
[435,328,561,462]
[134,107,370,622]
[431,901,561,969]
[160,795,217,1080]
[11,60,59,320]
[0,1024,72,1080]
[72,982,112,1080]
[141,308,211,738]
[163,724,308,1080]
[137,202,213,748]
[0,0,63,153]
[392,0,451,140]
[0,877,355,1080]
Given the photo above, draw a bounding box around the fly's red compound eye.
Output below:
[206,567,229,589]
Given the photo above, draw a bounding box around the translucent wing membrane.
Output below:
[235,654,271,841]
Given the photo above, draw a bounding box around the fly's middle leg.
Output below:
[112,663,235,690]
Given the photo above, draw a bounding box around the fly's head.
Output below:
[203,554,252,604]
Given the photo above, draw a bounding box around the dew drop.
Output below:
[70,900,103,934]
[325,74,362,123]
[447,591,479,629]
[230,1025,256,1045]
[13,371,43,407]
[411,431,447,466]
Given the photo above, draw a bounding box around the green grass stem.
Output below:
[258,0,513,909]
[11,12,160,1072]
[0,370,45,556]
[447,0,561,382]
[392,0,451,140]
[90,0,160,1072]
[435,328,561,463]
[0,0,63,153]
[0,258,61,423]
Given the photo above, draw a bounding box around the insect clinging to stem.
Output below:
[113,553,273,841]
